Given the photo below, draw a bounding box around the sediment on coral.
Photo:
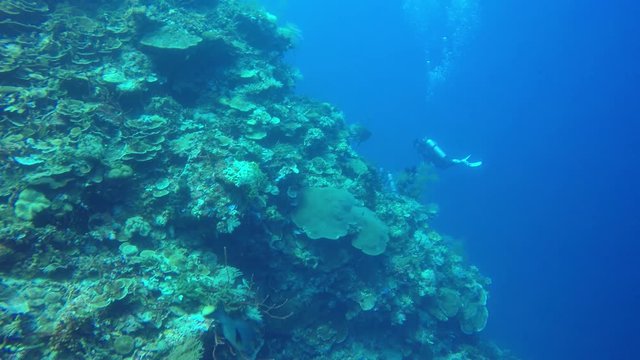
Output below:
[0,1,516,359]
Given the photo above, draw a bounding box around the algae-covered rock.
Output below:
[14,189,51,221]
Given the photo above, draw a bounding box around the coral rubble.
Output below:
[0,1,515,359]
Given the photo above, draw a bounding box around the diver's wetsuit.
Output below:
[414,138,455,169]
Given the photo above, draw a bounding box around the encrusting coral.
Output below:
[0,0,516,359]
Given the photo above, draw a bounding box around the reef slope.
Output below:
[0,1,514,359]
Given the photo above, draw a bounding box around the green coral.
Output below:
[122,216,151,241]
[460,301,489,334]
[106,163,134,179]
[140,26,203,50]
[291,187,388,255]
[14,189,51,221]
[428,287,461,321]
[221,160,267,200]
[220,95,256,112]
[113,334,135,355]
[459,282,489,334]
[349,206,389,256]
[291,187,356,240]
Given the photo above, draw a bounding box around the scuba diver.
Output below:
[414,137,483,169]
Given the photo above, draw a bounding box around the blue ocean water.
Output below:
[262,0,640,358]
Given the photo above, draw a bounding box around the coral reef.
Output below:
[0,1,516,359]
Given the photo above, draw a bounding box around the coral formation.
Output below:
[0,0,515,359]
[292,187,389,255]
[13,189,51,221]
